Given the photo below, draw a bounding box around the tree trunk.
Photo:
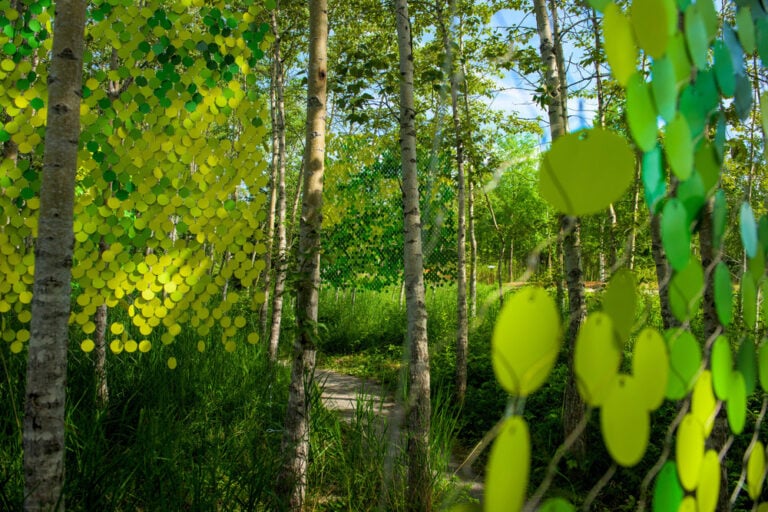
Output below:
[533,0,587,459]
[260,33,281,338]
[94,237,109,409]
[276,0,327,509]
[627,160,641,271]
[435,0,468,405]
[468,178,477,317]
[24,1,87,509]
[396,1,432,509]
[268,6,289,363]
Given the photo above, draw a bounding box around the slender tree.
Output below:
[23,0,88,508]
[276,0,327,508]
[396,0,432,509]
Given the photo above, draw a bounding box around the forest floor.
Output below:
[316,368,484,505]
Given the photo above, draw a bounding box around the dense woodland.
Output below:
[2,0,768,510]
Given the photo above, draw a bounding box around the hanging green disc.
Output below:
[693,142,720,194]
[713,262,733,326]
[539,128,635,216]
[653,461,684,512]
[760,216,768,255]
[665,114,693,181]
[575,312,621,406]
[668,33,693,87]
[742,273,758,330]
[763,281,768,326]
[601,375,650,467]
[630,0,670,58]
[485,416,529,512]
[679,85,707,140]
[633,327,669,411]
[668,259,704,323]
[748,441,766,501]
[749,248,765,283]
[691,370,716,436]
[676,413,705,491]
[727,371,747,434]
[714,40,736,97]
[711,335,733,400]
[734,73,753,121]
[491,287,562,396]
[676,171,706,226]
[741,202,759,258]
[603,269,637,343]
[713,190,727,249]
[737,337,757,396]
[736,7,756,54]
[651,56,678,123]
[759,341,768,393]
[539,498,576,512]
[697,449,720,512]
[642,146,667,214]
[665,329,702,399]
[587,0,611,12]
[679,497,697,512]
[661,199,691,271]
[684,3,709,70]
[604,2,638,87]
[626,73,659,152]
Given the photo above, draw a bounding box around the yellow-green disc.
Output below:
[711,335,733,400]
[575,312,621,406]
[485,416,529,512]
[678,496,697,512]
[632,327,669,411]
[665,330,701,400]
[696,449,720,512]
[492,287,562,397]
[602,268,637,343]
[601,375,650,467]
[691,370,716,437]
[630,0,670,58]
[727,371,747,435]
[604,2,638,86]
[748,441,766,500]
[676,413,705,491]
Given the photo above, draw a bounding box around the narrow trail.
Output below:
[315,368,484,505]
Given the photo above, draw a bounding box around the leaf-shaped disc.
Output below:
[759,341,768,393]
[737,338,757,396]
[713,189,727,249]
[727,371,747,434]
[713,262,733,326]
[678,497,697,512]
[697,450,720,512]
[714,40,736,97]
[661,199,691,271]
[485,416,529,512]
[653,461,684,512]
[676,172,706,226]
[603,269,637,343]
[642,146,666,214]
[665,114,693,181]
[587,0,611,12]
[764,281,768,326]
[741,202,759,258]
[694,142,720,194]
[575,312,621,406]
[666,330,702,400]
[626,74,659,152]
[668,33,692,87]
[676,413,705,491]
[762,92,768,140]
[711,336,733,400]
[742,273,758,330]
[685,4,709,70]
[698,0,718,40]
[736,7,756,54]
[691,370,716,436]
[669,259,704,323]
[491,287,561,396]
[651,57,677,123]
[538,498,576,512]
[748,441,766,500]
[630,0,670,58]
[601,375,650,467]
[539,129,635,216]
[633,327,669,411]
[604,2,637,87]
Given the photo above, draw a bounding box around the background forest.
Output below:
[1,0,768,510]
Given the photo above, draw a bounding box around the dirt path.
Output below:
[315,368,484,504]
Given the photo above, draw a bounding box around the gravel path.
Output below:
[315,368,484,504]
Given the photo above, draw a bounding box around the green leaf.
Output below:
[604,2,637,86]
[676,413,705,491]
[661,199,691,271]
[697,450,721,512]
[630,0,670,58]
[491,287,561,396]
[587,0,611,11]
[667,33,692,88]
[738,338,757,397]
[539,498,575,512]
[633,327,669,411]
[601,375,650,467]
[485,417,529,512]
[676,172,705,226]
[741,202,759,258]
[758,341,768,393]
[626,73,658,152]
[711,336,732,401]
[727,371,747,434]
[669,260,704,323]
[734,73,753,121]
[691,370,716,436]
[538,128,635,216]
[694,142,720,194]
[713,190,727,249]
[642,146,666,213]
[742,273,758,330]
[684,4,709,70]
[653,462,684,512]
[651,56,677,123]
[603,269,637,343]
[665,330,701,399]
[713,262,733,326]
[714,40,736,97]
[748,441,766,501]
[736,7,756,54]
[665,115,693,181]
[575,312,621,406]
